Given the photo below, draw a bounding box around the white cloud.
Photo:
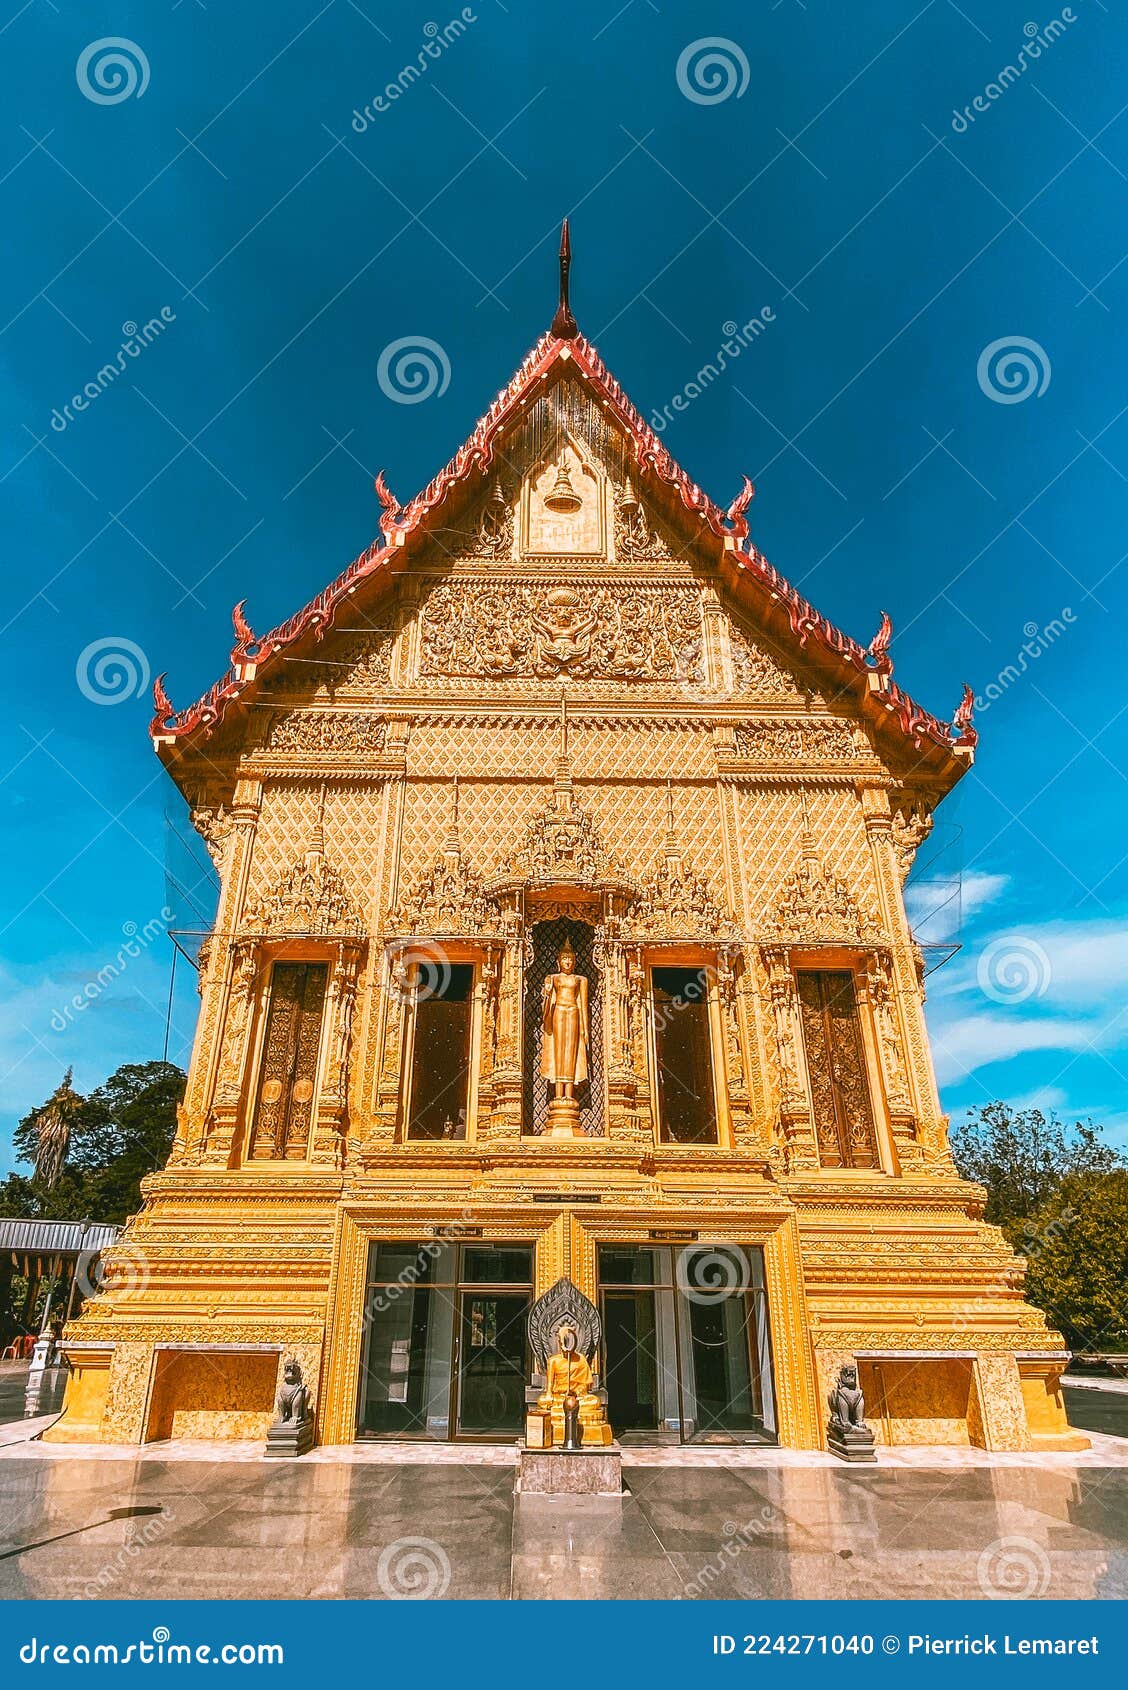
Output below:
[906,870,1009,938]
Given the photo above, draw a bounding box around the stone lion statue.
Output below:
[275,1358,311,1426]
[828,1363,866,1430]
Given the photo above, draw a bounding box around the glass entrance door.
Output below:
[598,1244,777,1444]
[456,1292,529,1435]
[356,1241,532,1441]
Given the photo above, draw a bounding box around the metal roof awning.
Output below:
[0,1219,120,1257]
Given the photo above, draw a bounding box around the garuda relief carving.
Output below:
[418,582,703,683]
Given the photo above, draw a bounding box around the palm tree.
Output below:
[31,1068,83,1188]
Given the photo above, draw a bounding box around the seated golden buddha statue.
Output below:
[536,1321,613,1447]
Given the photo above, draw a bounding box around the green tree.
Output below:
[1020,1171,1128,1356]
[3,1060,184,1226]
[950,1102,1120,1228]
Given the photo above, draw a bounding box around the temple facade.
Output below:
[50,237,1085,1454]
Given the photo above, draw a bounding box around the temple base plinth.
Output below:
[827,1422,877,1463]
[265,1417,315,1458]
[516,1442,623,1494]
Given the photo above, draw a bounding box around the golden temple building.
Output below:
[50,231,1086,1455]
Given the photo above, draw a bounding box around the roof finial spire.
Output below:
[551,218,578,340]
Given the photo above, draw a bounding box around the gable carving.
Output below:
[734,719,871,763]
[726,616,808,698]
[418,581,703,682]
[766,847,880,945]
[391,848,500,937]
[264,711,386,754]
[243,851,363,937]
[630,854,741,943]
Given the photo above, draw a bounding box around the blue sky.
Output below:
[2,0,1126,1172]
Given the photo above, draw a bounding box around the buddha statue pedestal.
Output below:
[545,1097,584,1139]
[517,1276,622,1494]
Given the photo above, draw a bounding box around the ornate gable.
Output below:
[766,837,881,947]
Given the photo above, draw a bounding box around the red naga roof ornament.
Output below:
[150,224,971,770]
[953,683,978,748]
[866,610,894,678]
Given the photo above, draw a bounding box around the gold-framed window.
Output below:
[795,967,879,1169]
[247,959,329,1161]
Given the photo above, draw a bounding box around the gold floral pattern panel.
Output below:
[796,970,878,1169]
[248,961,329,1160]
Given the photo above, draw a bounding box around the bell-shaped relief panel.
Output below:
[522,439,606,557]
